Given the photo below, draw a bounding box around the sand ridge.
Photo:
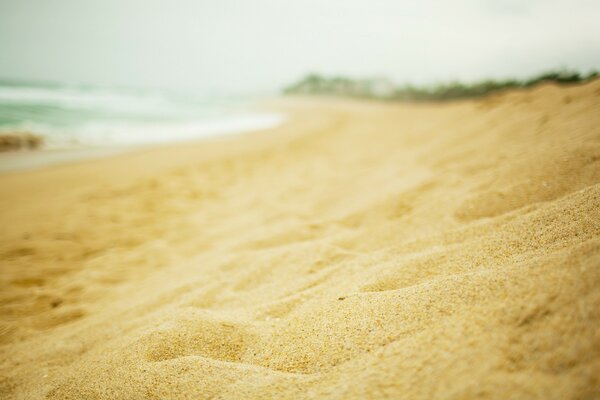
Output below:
[1,81,599,399]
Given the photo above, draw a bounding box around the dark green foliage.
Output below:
[283,69,599,102]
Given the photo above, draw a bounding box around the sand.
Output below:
[1,80,599,399]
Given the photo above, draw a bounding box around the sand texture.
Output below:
[1,81,600,399]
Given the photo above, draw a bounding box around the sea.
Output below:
[0,80,284,149]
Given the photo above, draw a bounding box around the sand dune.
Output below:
[1,81,599,399]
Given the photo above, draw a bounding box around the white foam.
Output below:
[74,112,286,146]
[0,85,175,113]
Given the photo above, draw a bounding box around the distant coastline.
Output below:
[283,69,599,101]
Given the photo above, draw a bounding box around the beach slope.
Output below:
[1,80,600,399]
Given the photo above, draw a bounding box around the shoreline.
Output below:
[1,83,599,399]
[0,108,286,174]
[0,146,134,173]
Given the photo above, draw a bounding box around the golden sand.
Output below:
[1,81,599,399]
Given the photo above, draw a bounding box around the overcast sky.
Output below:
[1,0,599,94]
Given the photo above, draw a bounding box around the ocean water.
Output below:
[0,81,284,149]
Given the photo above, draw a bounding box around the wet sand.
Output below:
[1,81,599,399]
[0,146,134,173]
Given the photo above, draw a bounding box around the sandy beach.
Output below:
[1,81,599,399]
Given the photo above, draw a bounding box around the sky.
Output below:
[0,0,599,94]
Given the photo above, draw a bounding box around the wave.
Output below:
[0,82,283,149]
[0,85,174,114]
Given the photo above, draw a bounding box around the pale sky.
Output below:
[1,0,599,94]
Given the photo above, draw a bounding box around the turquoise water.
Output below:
[0,81,283,148]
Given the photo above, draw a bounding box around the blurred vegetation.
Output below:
[283,69,599,101]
